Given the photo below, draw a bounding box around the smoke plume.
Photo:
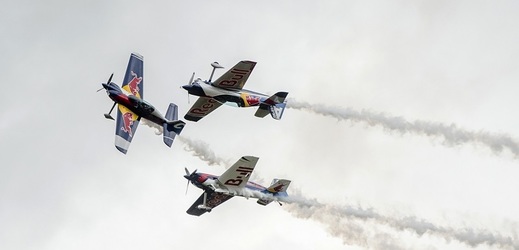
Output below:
[285,191,518,249]
[140,118,163,135]
[287,99,519,158]
[179,136,518,249]
[177,136,232,167]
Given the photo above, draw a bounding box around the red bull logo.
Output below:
[121,112,134,137]
[272,184,285,192]
[245,95,260,106]
[191,98,218,116]
[207,193,230,207]
[127,71,142,96]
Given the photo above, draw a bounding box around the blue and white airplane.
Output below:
[100,53,185,154]
[182,61,289,122]
[184,156,291,216]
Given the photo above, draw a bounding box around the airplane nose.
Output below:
[184,174,190,180]
[102,83,109,89]
[182,85,191,91]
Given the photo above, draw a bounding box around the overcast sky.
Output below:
[2,0,519,249]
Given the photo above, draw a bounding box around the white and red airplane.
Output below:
[184,156,291,216]
[182,61,288,122]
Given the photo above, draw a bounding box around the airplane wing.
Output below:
[211,61,256,90]
[184,97,223,122]
[114,105,140,154]
[218,156,259,189]
[121,53,144,99]
[186,191,234,216]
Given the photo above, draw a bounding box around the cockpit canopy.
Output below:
[128,95,155,114]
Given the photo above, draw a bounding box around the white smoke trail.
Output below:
[179,137,518,249]
[285,190,518,249]
[138,122,233,168]
[140,118,163,135]
[287,99,519,158]
[177,136,232,167]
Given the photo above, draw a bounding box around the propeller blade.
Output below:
[184,167,190,176]
[107,73,114,84]
[98,73,114,92]
[185,180,190,195]
[189,72,195,85]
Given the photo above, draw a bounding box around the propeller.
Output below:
[107,73,114,85]
[188,72,195,85]
[186,72,195,104]
[99,73,116,120]
[97,73,114,92]
[184,167,197,195]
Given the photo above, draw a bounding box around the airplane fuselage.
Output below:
[183,80,270,108]
[103,82,168,125]
[186,172,286,200]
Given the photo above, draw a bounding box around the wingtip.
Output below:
[115,146,128,154]
[131,53,144,60]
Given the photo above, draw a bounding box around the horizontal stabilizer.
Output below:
[254,92,288,120]
[265,92,288,105]
[254,103,270,118]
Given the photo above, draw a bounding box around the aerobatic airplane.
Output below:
[99,53,185,154]
[182,61,289,122]
[184,156,291,216]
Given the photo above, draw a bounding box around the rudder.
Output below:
[257,178,291,206]
[163,103,186,147]
[267,178,291,193]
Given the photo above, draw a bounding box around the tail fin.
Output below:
[270,103,286,120]
[266,178,291,193]
[163,103,186,147]
[254,92,289,120]
[257,179,291,206]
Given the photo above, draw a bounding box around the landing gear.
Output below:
[197,192,213,212]
[104,102,116,120]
